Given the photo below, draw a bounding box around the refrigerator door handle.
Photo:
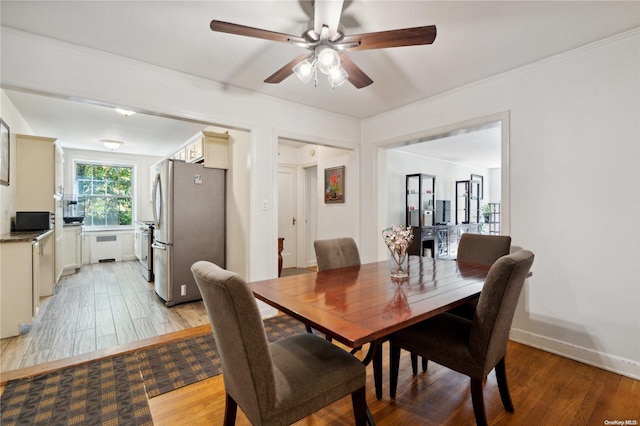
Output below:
[152,173,162,230]
[151,242,167,250]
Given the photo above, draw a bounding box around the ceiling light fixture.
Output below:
[114,108,136,117]
[291,25,349,89]
[102,140,123,150]
[293,46,348,88]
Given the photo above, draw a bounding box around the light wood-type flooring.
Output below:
[1,261,638,424]
[0,260,207,373]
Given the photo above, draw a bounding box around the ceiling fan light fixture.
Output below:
[293,57,316,84]
[315,45,340,75]
[329,66,349,89]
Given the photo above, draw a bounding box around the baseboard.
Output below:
[510,328,640,380]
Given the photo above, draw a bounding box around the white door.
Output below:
[278,166,297,268]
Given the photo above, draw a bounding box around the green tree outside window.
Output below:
[76,163,133,226]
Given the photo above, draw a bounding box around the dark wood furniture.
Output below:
[249,256,491,399]
[277,237,284,277]
[406,174,436,257]
[456,179,481,224]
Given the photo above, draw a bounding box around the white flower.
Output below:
[382,225,414,253]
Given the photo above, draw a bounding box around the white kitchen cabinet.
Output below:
[171,130,229,168]
[16,134,64,284]
[0,230,53,338]
[62,224,82,275]
[37,231,55,297]
[203,130,229,169]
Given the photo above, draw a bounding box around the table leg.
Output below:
[373,342,383,400]
[361,340,384,400]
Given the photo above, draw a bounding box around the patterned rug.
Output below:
[0,315,307,425]
[1,353,152,426]
[138,314,306,397]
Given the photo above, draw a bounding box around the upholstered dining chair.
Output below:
[311,237,362,338]
[314,237,361,272]
[412,233,512,374]
[449,233,512,319]
[389,250,534,426]
[191,261,369,426]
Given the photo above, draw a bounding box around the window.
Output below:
[76,162,134,226]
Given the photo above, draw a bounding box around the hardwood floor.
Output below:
[1,261,638,424]
[0,261,207,373]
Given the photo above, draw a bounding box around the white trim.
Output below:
[510,328,640,380]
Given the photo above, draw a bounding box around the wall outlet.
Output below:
[181,284,187,296]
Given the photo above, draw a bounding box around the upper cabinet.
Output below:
[16,135,59,211]
[202,131,229,170]
[171,130,229,169]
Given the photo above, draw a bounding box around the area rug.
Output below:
[0,353,152,426]
[0,315,307,425]
[138,314,307,397]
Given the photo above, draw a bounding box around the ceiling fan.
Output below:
[209,0,436,89]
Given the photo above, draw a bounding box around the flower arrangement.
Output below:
[328,173,341,196]
[382,225,414,253]
[382,225,414,282]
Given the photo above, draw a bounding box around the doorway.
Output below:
[384,114,509,238]
[277,166,297,268]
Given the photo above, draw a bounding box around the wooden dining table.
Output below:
[249,255,491,400]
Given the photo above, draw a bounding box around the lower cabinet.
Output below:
[62,225,82,275]
[0,240,35,338]
[38,232,55,297]
[0,231,57,338]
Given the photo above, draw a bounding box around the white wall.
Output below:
[363,30,640,378]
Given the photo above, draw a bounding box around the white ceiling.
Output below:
[1,1,638,161]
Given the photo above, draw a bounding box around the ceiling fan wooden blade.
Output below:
[339,53,373,89]
[341,25,437,51]
[264,54,310,84]
[210,20,305,44]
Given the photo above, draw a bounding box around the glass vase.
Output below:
[389,248,409,283]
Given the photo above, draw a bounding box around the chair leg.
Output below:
[410,352,418,375]
[410,353,428,375]
[470,379,488,426]
[224,393,238,426]
[495,357,514,412]
[305,324,313,334]
[351,387,368,426]
[389,343,402,399]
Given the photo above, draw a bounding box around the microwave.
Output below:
[14,211,54,232]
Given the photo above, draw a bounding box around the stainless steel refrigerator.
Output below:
[152,159,225,306]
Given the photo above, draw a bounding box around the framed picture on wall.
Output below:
[324,166,345,203]
[0,118,9,186]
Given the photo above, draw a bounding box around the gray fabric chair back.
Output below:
[314,238,361,271]
[469,250,534,371]
[191,261,274,423]
[457,233,512,266]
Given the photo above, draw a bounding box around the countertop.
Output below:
[0,229,54,243]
